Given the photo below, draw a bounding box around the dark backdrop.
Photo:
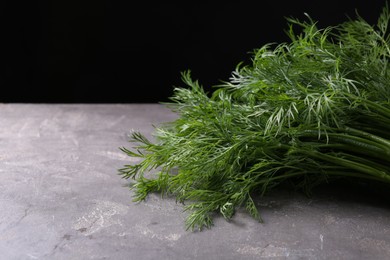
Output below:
[2,1,387,103]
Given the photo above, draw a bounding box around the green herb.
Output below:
[119,4,390,231]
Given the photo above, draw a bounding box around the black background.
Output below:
[2,1,387,103]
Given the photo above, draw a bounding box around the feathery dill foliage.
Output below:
[119,5,390,231]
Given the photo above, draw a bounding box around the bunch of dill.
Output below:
[119,5,390,231]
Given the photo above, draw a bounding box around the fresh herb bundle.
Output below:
[119,5,390,231]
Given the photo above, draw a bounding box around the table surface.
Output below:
[0,104,389,260]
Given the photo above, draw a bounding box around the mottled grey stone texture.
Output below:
[0,104,389,260]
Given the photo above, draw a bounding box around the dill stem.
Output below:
[317,171,390,184]
[363,99,390,118]
[344,127,390,147]
[296,150,390,182]
[298,130,390,162]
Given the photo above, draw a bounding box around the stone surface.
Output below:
[0,104,389,260]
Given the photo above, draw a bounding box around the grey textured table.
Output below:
[0,104,389,260]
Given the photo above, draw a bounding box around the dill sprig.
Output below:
[119,4,390,231]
